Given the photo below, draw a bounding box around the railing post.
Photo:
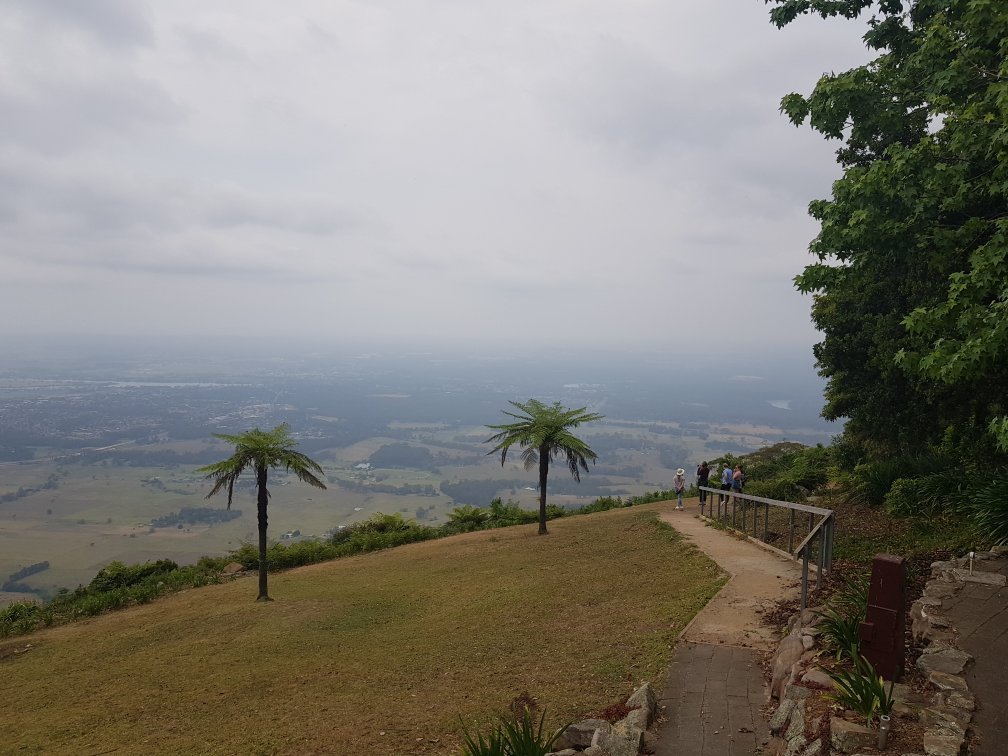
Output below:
[800,546,810,613]
[788,509,795,554]
[763,502,769,542]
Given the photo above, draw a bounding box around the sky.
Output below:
[0,0,875,356]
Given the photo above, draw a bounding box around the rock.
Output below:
[801,634,816,650]
[799,737,823,756]
[594,730,639,756]
[923,582,959,599]
[927,671,968,692]
[990,545,1008,556]
[950,568,1007,586]
[800,667,833,688]
[830,717,876,754]
[784,733,809,756]
[922,732,965,756]
[941,689,976,711]
[770,631,808,700]
[784,700,806,742]
[555,720,610,750]
[921,706,971,736]
[625,682,658,727]
[916,647,972,676]
[770,699,796,734]
[784,682,813,701]
[579,747,605,756]
[546,750,578,756]
[221,561,245,575]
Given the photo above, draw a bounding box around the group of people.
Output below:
[671,461,745,511]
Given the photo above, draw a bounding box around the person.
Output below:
[696,461,710,511]
[720,463,732,506]
[673,468,686,510]
[732,464,744,504]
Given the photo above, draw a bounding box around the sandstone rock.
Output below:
[945,689,975,711]
[921,705,971,736]
[784,733,809,756]
[923,582,959,599]
[830,717,876,754]
[546,750,578,756]
[610,720,644,748]
[784,682,813,701]
[784,700,806,742]
[770,699,796,733]
[625,682,658,727]
[916,648,972,676]
[801,634,816,650]
[990,545,1008,556]
[799,737,823,756]
[927,671,968,692]
[800,667,833,688]
[923,732,965,756]
[770,631,808,700]
[594,730,639,756]
[555,719,610,750]
[221,561,245,575]
[951,567,1007,586]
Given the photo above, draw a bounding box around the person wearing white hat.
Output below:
[673,468,686,510]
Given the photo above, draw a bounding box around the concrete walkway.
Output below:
[940,556,1008,755]
[653,500,803,756]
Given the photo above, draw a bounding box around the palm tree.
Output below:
[486,399,603,535]
[197,423,326,601]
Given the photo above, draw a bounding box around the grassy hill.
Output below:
[1,502,724,755]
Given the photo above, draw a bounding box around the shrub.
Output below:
[460,708,566,756]
[446,505,490,533]
[971,479,1008,545]
[827,654,895,727]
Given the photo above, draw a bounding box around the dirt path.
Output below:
[660,501,802,650]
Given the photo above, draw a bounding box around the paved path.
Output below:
[653,500,803,756]
[940,556,1008,755]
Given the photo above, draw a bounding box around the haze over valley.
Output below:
[0,340,837,603]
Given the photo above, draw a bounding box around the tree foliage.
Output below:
[485,400,603,535]
[198,424,326,600]
[770,0,1008,455]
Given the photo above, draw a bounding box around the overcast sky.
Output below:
[0,0,873,356]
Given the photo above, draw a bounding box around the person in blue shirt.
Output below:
[720,464,733,506]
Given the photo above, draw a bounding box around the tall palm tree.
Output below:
[197,423,326,601]
[486,399,603,535]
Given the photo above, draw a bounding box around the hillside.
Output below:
[1,502,725,755]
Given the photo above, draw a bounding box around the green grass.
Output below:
[1,502,725,755]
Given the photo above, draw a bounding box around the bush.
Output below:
[971,479,1008,545]
[827,654,895,727]
[446,505,490,533]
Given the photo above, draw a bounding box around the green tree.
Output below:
[197,424,326,601]
[769,0,1008,456]
[485,400,603,535]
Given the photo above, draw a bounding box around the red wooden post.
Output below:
[858,554,906,680]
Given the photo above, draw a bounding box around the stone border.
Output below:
[547,683,659,756]
[908,549,1007,756]
[760,547,1007,756]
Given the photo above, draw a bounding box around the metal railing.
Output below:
[697,485,834,612]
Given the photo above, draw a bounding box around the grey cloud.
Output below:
[0,74,184,155]
[8,0,154,49]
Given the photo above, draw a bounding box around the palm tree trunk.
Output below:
[538,446,549,535]
[256,466,272,601]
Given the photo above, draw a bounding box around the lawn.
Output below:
[1,501,724,755]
